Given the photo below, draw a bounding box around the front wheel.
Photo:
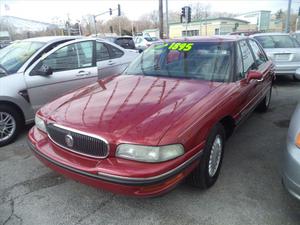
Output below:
[257,86,272,113]
[188,123,225,189]
[0,105,23,147]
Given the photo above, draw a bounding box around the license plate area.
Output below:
[274,53,291,61]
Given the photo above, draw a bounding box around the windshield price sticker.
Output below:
[168,42,193,51]
[154,42,194,52]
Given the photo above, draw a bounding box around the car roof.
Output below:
[251,32,290,37]
[22,36,82,43]
[164,35,249,43]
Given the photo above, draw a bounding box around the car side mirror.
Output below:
[247,70,263,82]
[138,49,143,53]
[32,64,53,76]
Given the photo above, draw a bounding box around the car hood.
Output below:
[46,75,222,145]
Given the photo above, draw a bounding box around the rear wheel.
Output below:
[188,123,225,189]
[293,75,300,82]
[257,86,272,113]
[0,105,23,147]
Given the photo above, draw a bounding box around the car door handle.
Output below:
[76,71,90,77]
[108,60,115,65]
[257,77,264,82]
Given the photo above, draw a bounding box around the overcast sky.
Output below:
[0,0,299,23]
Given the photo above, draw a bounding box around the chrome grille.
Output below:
[47,124,109,158]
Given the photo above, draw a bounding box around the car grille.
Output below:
[47,124,109,158]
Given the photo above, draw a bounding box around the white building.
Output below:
[235,10,271,31]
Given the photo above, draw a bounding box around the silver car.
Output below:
[251,33,300,81]
[0,37,138,146]
[283,103,300,200]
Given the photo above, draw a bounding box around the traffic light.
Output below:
[181,7,185,18]
[187,7,191,23]
[109,8,112,15]
[181,6,191,23]
[118,4,121,16]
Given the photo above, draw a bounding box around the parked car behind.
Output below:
[291,31,300,43]
[0,31,12,49]
[283,103,300,200]
[134,36,160,51]
[251,33,300,81]
[28,36,274,197]
[102,36,136,50]
[0,37,138,146]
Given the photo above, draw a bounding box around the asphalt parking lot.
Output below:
[1,77,300,225]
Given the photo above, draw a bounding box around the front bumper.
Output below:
[282,140,300,200]
[28,127,202,197]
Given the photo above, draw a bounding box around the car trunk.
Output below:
[266,48,300,63]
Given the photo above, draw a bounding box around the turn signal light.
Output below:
[296,133,300,148]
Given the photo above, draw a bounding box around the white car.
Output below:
[134,36,160,51]
[251,33,300,81]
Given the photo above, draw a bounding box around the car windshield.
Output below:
[0,40,45,74]
[125,41,233,82]
[254,35,300,48]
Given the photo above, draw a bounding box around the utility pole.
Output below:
[93,15,97,36]
[159,0,163,39]
[165,0,169,38]
[285,0,292,33]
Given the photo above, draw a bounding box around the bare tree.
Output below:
[191,3,211,20]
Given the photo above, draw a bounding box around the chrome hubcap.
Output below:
[0,112,16,142]
[208,135,222,177]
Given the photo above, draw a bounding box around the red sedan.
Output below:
[28,36,274,197]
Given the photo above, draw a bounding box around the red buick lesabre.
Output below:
[28,36,274,197]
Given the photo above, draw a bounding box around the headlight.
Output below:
[296,133,300,148]
[35,115,47,133]
[116,144,184,162]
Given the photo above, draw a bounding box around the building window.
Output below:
[182,30,199,37]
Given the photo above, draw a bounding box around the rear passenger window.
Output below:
[110,45,124,58]
[239,40,255,74]
[96,42,110,61]
[248,40,267,66]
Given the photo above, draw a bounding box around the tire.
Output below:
[0,105,23,147]
[293,75,300,82]
[257,86,272,113]
[188,123,225,189]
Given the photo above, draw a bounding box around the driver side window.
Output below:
[40,41,93,72]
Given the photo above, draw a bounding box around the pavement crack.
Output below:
[0,172,66,205]
[3,199,14,225]
[75,194,115,225]
[2,198,23,225]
